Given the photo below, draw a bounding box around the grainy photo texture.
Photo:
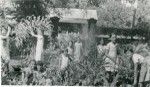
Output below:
[0,0,150,87]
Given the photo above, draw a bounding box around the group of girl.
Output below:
[97,34,150,86]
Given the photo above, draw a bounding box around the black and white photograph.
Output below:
[0,0,150,87]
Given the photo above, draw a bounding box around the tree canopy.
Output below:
[1,0,150,29]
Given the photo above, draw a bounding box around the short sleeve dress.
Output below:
[74,42,82,62]
[105,42,117,72]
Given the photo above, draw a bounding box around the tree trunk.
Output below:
[81,24,89,56]
[83,18,97,57]
[50,17,60,39]
[6,38,10,60]
[35,29,44,61]
[6,38,10,72]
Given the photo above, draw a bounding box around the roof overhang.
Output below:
[47,8,98,24]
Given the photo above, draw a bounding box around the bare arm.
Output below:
[0,26,11,39]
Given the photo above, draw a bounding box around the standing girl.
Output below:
[74,37,83,62]
[67,41,74,57]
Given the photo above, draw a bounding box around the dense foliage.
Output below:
[1,0,150,86]
[2,29,136,86]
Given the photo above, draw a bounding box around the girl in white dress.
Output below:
[67,41,73,57]
[74,37,83,62]
[59,49,69,83]
[60,50,69,70]
[105,35,117,72]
